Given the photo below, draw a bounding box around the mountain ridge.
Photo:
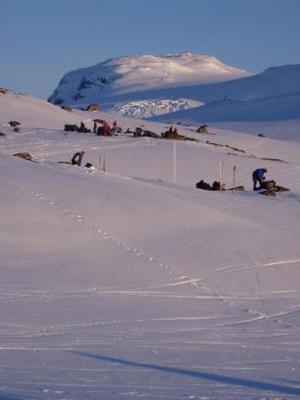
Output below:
[48,52,250,108]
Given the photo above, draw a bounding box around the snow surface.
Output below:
[146,64,300,141]
[0,91,300,399]
[113,98,203,119]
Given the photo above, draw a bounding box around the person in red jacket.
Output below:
[103,121,110,136]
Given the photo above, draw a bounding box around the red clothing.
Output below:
[103,121,110,136]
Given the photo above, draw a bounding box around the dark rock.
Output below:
[260,180,290,196]
[64,124,79,132]
[196,180,211,190]
[211,181,221,191]
[197,124,209,133]
[9,120,21,127]
[61,105,72,112]
[73,93,84,101]
[134,127,143,137]
[13,152,33,161]
[53,98,64,105]
[143,130,160,138]
[78,77,94,91]
[86,103,101,112]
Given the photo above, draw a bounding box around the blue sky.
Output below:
[1,0,300,98]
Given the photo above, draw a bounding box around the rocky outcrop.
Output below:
[86,103,100,112]
[9,120,21,127]
[196,124,209,133]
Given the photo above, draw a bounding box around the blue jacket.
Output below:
[253,168,266,179]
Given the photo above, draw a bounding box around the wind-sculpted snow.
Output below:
[113,98,203,118]
[0,94,300,399]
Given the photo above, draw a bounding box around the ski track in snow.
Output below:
[7,171,287,331]
[2,134,158,159]
[0,173,274,351]
[1,153,299,360]
[210,258,300,275]
[4,154,300,331]
[1,121,300,398]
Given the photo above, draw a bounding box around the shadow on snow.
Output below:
[74,351,300,397]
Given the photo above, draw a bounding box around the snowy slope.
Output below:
[0,92,300,399]
[48,53,250,110]
[150,65,300,135]
[173,64,300,103]
[153,91,300,123]
[0,90,83,130]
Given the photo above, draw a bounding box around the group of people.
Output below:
[196,168,270,192]
[69,119,119,170]
[71,145,269,193]
[78,122,89,133]
[163,126,178,138]
[93,120,118,136]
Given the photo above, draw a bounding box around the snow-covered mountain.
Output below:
[162,64,300,104]
[48,53,250,112]
[149,64,300,133]
[49,54,300,126]
[1,89,300,399]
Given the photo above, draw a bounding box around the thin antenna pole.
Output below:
[173,140,177,184]
[103,153,106,173]
[233,165,237,188]
[219,161,225,190]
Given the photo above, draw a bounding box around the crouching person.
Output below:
[71,151,85,166]
[252,168,267,190]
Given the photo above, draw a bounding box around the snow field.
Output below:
[0,93,300,399]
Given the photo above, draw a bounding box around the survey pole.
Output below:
[233,165,237,188]
[219,161,225,190]
[173,140,177,184]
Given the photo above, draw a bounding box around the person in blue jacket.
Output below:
[252,168,268,190]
